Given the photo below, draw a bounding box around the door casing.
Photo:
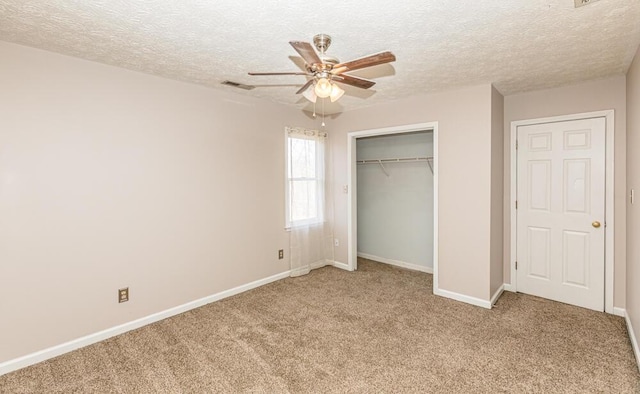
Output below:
[510,110,615,314]
[346,122,439,290]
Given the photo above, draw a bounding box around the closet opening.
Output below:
[346,122,439,291]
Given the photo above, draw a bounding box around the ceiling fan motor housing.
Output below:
[312,34,339,67]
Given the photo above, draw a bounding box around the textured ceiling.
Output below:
[1,0,639,114]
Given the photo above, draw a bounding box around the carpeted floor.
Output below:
[1,258,639,393]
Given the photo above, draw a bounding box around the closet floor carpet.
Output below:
[1,258,639,393]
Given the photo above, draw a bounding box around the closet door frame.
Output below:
[346,122,439,289]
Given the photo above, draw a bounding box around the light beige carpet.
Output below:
[1,258,639,393]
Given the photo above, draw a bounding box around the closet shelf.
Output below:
[357,157,434,175]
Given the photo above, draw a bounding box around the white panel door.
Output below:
[516,117,605,311]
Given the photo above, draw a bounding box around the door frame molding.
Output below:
[510,110,615,314]
[346,122,439,289]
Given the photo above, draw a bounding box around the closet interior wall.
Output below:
[356,131,434,272]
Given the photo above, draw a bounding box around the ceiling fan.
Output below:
[248,34,396,103]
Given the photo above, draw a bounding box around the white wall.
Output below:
[503,76,627,308]
[0,42,314,364]
[626,45,640,365]
[356,132,433,270]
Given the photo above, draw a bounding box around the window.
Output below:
[285,127,326,228]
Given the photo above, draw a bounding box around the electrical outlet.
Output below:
[334,238,339,247]
[118,287,129,303]
[278,249,284,259]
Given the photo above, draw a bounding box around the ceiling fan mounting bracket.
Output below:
[313,34,332,54]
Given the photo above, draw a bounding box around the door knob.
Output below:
[592,221,601,228]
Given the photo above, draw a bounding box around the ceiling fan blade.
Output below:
[289,41,322,65]
[332,51,396,74]
[333,74,376,90]
[296,79,315,94]
[248,72,310,76]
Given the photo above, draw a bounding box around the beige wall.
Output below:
[3,38,630,368]
[627,45,640,355]
[0,42,314,363]
[329,85,496,301]
[503,76,627,308]
[490,87,504,297]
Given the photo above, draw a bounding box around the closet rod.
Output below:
[357,157,434,175]
[356,156,432,164]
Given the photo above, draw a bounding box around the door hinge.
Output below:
[515,200,518,209]
[516,140,518,150]
[515,261,518,270]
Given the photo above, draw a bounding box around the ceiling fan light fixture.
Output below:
[314,77,332,98]
[302,83,317,103]
[329,83,345,102]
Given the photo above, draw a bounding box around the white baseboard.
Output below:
[624,310,640,373]
[613,307,626,317]
[502,286,624,317]
[490,285,504,306]
[357,252,433,274]
[331,261,351,271]
[0,270,291,376]
[311,260,331,270]
[433,288,492,309]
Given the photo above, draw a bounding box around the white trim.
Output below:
[503,283,516,292]
[331,260,352,271]
[509,110,615,314]
[510,121,518,291]
[346,122,438,285]
[284,128,290,230]
[433,288,492,309]
[613,307,626,318]
[347,132,357,271]
[624,311,640,372]
[310,259,331,270]
[0,270,291,376]
[433,127,439,291]
[289,267,311,277]
[604,111,615,314]
[490,284,504,306]
[357,252,433,274]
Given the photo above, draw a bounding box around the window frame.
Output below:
[285,130,323,229]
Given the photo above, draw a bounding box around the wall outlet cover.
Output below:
[118,287,129,303]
